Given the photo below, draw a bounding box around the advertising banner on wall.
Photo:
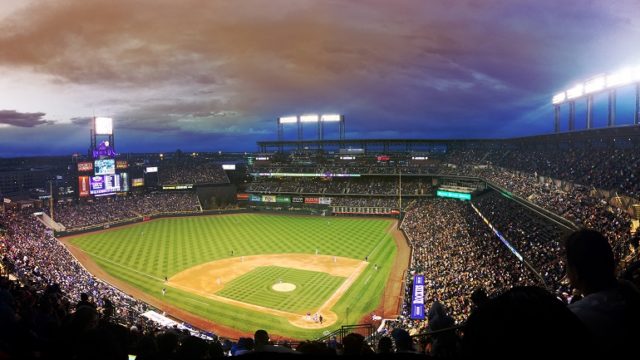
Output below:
[78,176,90,197]
[304,197,319,204]
[276,195,291,203]
[78,162,93,172]
[410,275,425,319]
[120,172,129,192]
[262,195,276,203]
[319,197,332,205]
[249,194,262,202]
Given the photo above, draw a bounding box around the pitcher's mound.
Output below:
[272,283,296,292]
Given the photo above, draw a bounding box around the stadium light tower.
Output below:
[551,64,640,132]
[275,113,345,152]
[90,117,115,158]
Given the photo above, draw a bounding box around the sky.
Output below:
[0,0,639,157]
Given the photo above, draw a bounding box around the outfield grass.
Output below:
[216,266,345,313]
[68,214,397,339]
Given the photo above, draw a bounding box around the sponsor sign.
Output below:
[120,172,129,192]
[411,275,425,319]
[78,162,93,172]
[236,193,250,200]
[116,160,128,169]
[249,194,262,202]
[292,196,304,203]
[319,197,332,205]
[262,195,276,203]
[276,195,291,203]
[78,176,90,197]
[304,197,319,204]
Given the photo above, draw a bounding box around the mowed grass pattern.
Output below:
[68,214,397,338]
[216,266,345,313]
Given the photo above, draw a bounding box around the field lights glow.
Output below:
[552,65,640,104]
[95,117,113,135]
[606,68,633,88]
[300,114,319,123]
[566,84,584,100]
[278,116,297,124]
[321,114,341,122]
[552,92,566,105]
[584,76,606,94]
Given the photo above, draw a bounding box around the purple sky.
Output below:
[0,0,639,156]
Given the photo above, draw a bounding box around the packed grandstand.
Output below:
[1,136,640,358]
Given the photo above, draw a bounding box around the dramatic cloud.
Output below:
[0,110,52,127]
[0,0,639,155]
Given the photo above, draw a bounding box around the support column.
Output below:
[635,83,640,125]
[586,95,593,129]
[608,89,616,127]
[569,101,575,131]
[554,105,561,133]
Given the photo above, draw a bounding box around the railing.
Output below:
[315,323,376,344]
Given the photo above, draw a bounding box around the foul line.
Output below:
[366,221,395,259]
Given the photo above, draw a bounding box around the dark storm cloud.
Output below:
[0,0,639,155]
[0,110,52,127]
[70,117,92,125]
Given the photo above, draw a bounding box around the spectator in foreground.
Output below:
[342,332,373,356]
[564,229,640,356]
[253,329,296,354]
[462,286,593,358]
[377,336,393,354]
[425,301,458,357]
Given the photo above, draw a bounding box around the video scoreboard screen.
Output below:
[89,175,121,195]
[94,159,116,176]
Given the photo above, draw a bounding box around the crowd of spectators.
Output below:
[478,147,640,199]
[52,192,201,230]
[472,191,569,292]
[399,199,539,332]
[0,208,226,358]
[247,177,432,196]
[158,159,229,185]
[471,168,634,264]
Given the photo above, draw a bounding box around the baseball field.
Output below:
[62,214,407,339]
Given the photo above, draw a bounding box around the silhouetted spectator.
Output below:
[462,286,594,358]
[425,302,458,357]
[470,288,488,310]
[76,292,96,310]
[177,335,209,360]
[391,328,415,353]
[564,229,640,356]
[377,336,393,354]
[342,332,373,355]
[253,329,296,354]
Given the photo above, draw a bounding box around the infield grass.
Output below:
[67,214,397,339]
[216,266,344,313]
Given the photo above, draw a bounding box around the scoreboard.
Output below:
[89,175,121,195]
